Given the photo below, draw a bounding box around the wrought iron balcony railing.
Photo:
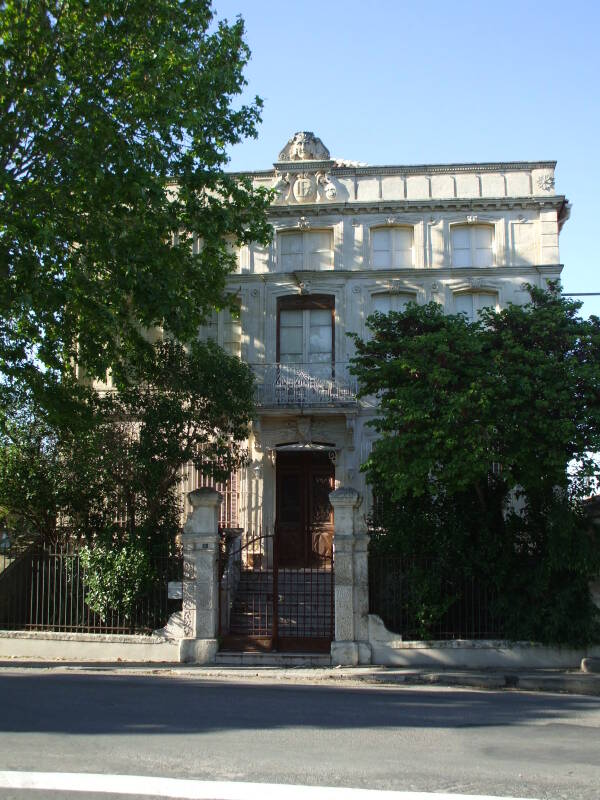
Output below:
[252,362,358,408]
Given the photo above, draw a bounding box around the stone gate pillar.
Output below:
[179,487,221,664]
[329,487,372,666]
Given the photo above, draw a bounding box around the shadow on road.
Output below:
[0,671,598,736]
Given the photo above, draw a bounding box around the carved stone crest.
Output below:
[278,131,330,162]
[293,172,317,202]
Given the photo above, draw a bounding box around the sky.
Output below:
[213,0,600,317]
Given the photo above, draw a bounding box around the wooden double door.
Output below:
[275,451,335,568]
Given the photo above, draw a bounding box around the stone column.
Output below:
[329,487,372,666]
[179,487,221,664]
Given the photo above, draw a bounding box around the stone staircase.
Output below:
[223,567,333,642]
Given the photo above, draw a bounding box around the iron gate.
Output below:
[218,528,334,652]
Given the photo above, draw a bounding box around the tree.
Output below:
[0,0,272,413]
[351,286,600,645]
[0,338,255,546]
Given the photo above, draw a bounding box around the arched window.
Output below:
[451,224,494,267]
[371,226,413,268]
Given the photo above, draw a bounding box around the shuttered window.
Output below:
[372,292,415,314]
[371,227,414,268]
[455,292,498,321]
[199,302,241,357]
[280,230,334,271]
[452,224,494,267]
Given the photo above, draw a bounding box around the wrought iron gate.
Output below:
[218,528,334,652]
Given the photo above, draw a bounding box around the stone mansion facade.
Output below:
[194,131,568,544]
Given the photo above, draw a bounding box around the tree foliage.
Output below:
[0,0,272,410]
[0,338,255,545]
[351,286,600,645]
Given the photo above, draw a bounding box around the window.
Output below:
[454,292,498,322]
[451,224,494,267]
[371,226,413,268]
[277,295,334,377]
[372,292,415,315]
[279,230,333,271]
[199,302,241,357]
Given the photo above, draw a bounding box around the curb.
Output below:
[1,661,600,696]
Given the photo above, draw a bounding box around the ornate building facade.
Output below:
[181,132,570,657]
[199,131,568,536]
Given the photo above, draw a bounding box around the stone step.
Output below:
[215,651,332,667]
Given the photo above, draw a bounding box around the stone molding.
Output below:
[226,264,564,284]
[228,160,557,179]
[266,196,566,218]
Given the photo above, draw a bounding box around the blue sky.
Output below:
[215,0,600,317]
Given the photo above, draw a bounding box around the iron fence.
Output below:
[369,555,504,640]
[0,538,182,635]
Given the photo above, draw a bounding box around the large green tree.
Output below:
[0,0,271,410]
[0,338,255,545]
[351,286,600,645]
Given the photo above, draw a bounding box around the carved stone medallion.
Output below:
[293,173,317,202]
[537,173,555,192]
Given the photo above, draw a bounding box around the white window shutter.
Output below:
[452,226,472,267]
[474,226,494,267]
[392,228,413,267]
[280,233,303,271]
[372,228,392,268]
[455,294,474,321]
[279,309,303,362]
[307,230,333,270]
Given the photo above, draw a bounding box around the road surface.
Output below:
[0,670,598,799]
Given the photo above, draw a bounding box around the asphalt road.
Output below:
[0,670,599,800]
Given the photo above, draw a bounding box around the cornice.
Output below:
[229,160,556,180]
[266,196,566,218]
[226,264,564,285]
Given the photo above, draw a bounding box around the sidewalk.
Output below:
[1,660,599,696]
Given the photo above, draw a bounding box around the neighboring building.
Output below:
[192,130,568,533]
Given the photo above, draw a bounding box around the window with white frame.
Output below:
[372,292,416,315]
[199,302,242,357]
[279,230,333,271]
[371,226,414,268]
[278,295,334,377]
[451,224,494,268]
[454,291,498,322]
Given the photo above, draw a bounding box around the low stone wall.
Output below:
[0,610,191,663]
[0,629,180,663]
[368,614,600,669]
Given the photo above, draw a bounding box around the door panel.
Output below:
[276,451,334,568]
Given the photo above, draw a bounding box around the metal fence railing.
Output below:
[368,555,504,640]
[0,539,183,635]
[252,363,358,408]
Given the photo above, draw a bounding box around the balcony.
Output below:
[253,363,358,408]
